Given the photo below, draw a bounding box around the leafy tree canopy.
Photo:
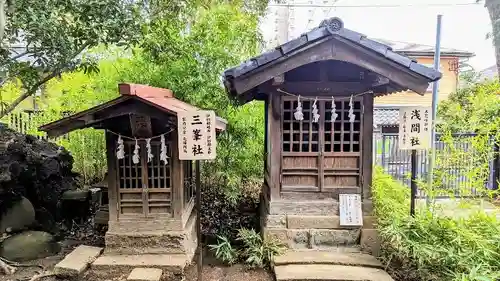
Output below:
[438,79,500,137]
[0,0,142,116]
[30,3,266,194]
[0,0,273,117]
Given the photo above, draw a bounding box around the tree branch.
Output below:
[0,43,90,118]
[0,51,31,68]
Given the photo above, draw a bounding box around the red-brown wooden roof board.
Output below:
[39,83,227,136]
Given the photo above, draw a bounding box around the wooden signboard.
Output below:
[339,194,363,227]
[177,110,217,160]
[399,107,432,150]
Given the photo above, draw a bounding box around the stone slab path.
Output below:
[92,254,188,273]
[127,268,163,281]
[273,250,394,281]
[54,245,103,277]
[275,264,394,281]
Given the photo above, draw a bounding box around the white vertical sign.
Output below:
[177,110,217,160]
[399,107,432,150]
[339,194,363,227]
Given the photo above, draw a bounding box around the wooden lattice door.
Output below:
[281,97,362,192]
[116,141,172,218]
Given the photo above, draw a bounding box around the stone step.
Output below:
[92,254,189,274]
[267,214,376,229]
[270,200,339,216]
[265,228,361,249]
[275,264,394,281]
[274,250,383,268]
[127,268,163,281]
[54,245,103,277]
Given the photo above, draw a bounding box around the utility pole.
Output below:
[428,14,442,204]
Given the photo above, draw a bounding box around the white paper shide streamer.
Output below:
[294,95,304,121]
[348,95,356,123]
[116,135,125,160]
[312,98,320,123]
[146,138,154,162]
[160,134,169,165]
[132,139,140,164]
[331,97,338,122]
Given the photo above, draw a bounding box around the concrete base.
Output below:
[104,213,197,256]
[85,254,188,281]
[263,197,379,251]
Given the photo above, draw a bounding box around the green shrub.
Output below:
[373,167,500,281]
[208,235,238,265]
[236,228,286,268]
[201,181,261,241]
[208,228,286,268]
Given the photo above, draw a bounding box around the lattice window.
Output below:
[147,142,171,189]
[118,141,143,189]
[183,160,195,204]
[282,100,319,152]
[324,100,362,152]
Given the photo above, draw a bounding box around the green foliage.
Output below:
[0,0,142,116]
[439,80,500,136]
[1,3,266,190]
[373,168,500,281]
[208,228,286,268]
[236,228,286,268]
[208,235,239,265]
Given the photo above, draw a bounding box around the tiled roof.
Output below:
[39,84,227,136]
[120,84,227,131]
[479,65,497,80]
[373,39,474,58]
[374,108,399,127]
[223,17,442,97]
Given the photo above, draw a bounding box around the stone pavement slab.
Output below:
[275,264,394,281]
[127,268,163,281]
[274,250,383,268]
[54,245,103,277]
[92,254,188,274]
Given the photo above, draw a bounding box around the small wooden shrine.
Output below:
[39,83,226,261]
[222,17,442,253]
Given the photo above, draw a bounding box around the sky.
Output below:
[261,0,495,72]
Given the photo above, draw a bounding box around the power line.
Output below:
[268,2,481,8]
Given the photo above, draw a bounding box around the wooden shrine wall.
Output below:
[280,96,363,192]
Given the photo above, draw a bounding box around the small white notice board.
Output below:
[177,110,217,160]
[399,107,432,150]
[339,194,363,227]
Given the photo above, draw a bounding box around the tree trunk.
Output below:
[485,0,500,79]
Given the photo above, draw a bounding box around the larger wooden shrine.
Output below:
[39,83,226,263]
[223,17,441,252]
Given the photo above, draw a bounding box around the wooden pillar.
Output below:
[105,131,118,221]
[362,94,374,200]
[269,93,281,201]
[171,129,184,219]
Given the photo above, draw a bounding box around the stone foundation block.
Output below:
[360,228,380,256]
[105,214,197,256]
[266,215,286,228]
[311,229,360,247]
[264,228,310,249]
[287,215,341,229]
[362,216,377,229]
[270,200,339,215]
[287,230,310,249]
[264,228,288,243]
[362,200,374,215]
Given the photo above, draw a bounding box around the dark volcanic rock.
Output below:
[0,123,78,225]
